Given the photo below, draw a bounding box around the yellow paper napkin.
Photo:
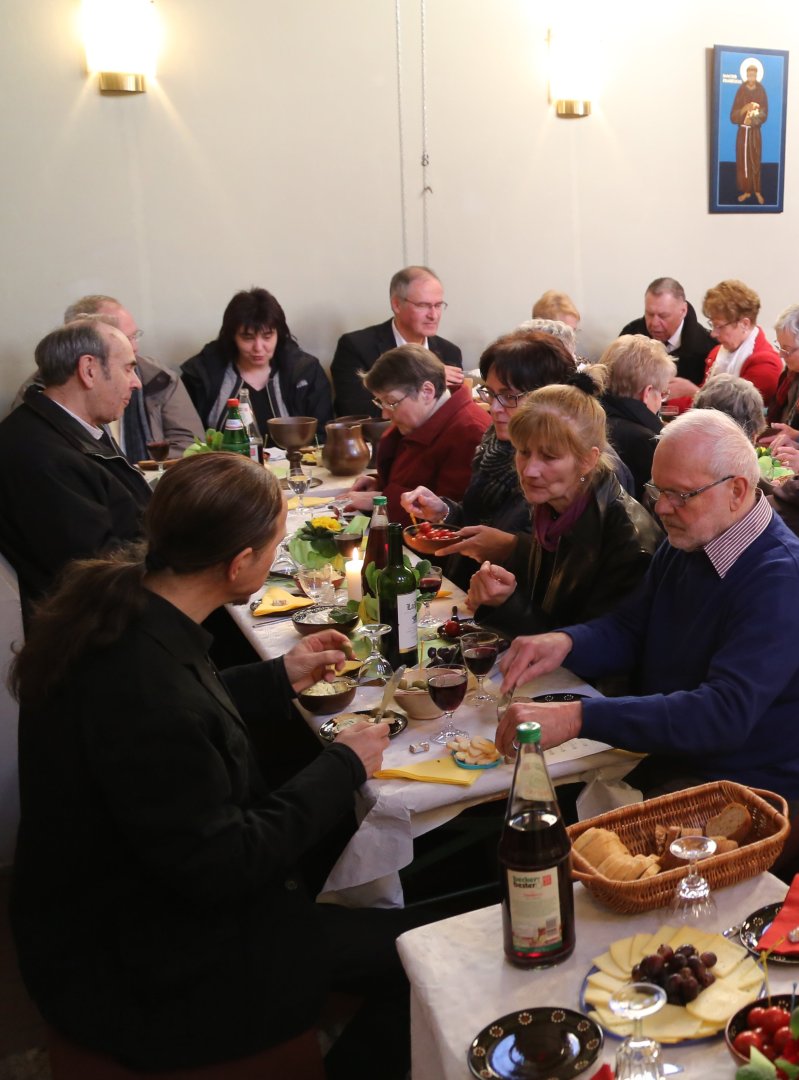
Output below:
[286,495,329,510]
[251,587,315,617]
[374,756,481,786]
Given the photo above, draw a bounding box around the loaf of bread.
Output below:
[573,827,661,881]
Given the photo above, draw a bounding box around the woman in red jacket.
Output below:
[668,278,782,409]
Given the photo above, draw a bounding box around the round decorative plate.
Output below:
[452,752,503,771]
[531,693,588,703]
[739,902,799,964]
[317,709,407,742]
[467,1006,602,1080]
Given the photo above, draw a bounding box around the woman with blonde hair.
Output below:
[601,334,677,499]
[467,378,662,636]
[531,289,581,329]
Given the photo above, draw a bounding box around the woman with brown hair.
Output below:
[9,453,424,1079]
[467,379,662,637]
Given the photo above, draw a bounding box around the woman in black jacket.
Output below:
[181,287,333,442]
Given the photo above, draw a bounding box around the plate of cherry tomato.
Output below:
[403,522,462,555]
[725,994,796,1067]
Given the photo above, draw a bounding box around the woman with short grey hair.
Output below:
[694,373,766,442]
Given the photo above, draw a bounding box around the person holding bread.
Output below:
[496,410,799,865]
[464,376,662,638]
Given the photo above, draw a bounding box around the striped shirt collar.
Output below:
[703,488,772,578]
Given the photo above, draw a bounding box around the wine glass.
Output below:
[271,537,298,577]
[287,463,311,514]
[295,564,334,603]
[608,982,667,1080]
[146,439,170,479]
[333,530,364,561]
[461,631,499,704]
[357,623,393,686]
[669,835,718,928]
[427,666,469,743]
[417,565,443,629]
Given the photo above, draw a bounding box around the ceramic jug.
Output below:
[322,421,370,476]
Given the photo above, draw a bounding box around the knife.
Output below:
[373,665,406,722]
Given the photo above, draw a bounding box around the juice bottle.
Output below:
[361,495,389,597]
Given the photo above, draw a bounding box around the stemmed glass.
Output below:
[146,439,170,480]
[669,835,718,928]
[295,563,335,603]
[358,623,393,686]
[417,565,443,629]
[271,537,298,577]
[287,462,311,514]
[461,631,499,704]
[608,982,667,1080]
[427,665,469,743]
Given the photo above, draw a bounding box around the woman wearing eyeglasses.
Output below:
[400,331,579,587]
[466,380,662,638]
[667,279,782,411]
[344,344,491,522]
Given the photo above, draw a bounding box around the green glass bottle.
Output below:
[221,398,250,457]
[377,523,418,668]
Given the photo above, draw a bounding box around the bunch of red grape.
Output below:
[631,943,717,1005]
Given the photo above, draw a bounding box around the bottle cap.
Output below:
[516,721,541,744]
[373,496,387,506]
[227,398,240,406]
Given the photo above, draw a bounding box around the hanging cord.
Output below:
[395,0,409,265]
[420,0,431,264]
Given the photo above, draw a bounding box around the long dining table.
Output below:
[226,454,639,907]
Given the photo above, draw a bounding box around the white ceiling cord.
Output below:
[394,0,432,267]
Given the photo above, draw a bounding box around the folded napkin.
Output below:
[374,756,481,786]
[251,587,315,617]
[757,872,799,953]
[286,495,329,510]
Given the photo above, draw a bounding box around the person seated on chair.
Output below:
[10,453,452,1080]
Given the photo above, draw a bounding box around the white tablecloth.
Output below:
[397,875,791,1080]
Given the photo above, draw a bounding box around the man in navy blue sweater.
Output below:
[497,409,799,804]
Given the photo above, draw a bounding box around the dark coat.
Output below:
[476,472,663,638]
[11,592,367,1070]
[0,387,151,609]
[620,302,713,386]
[602,393,662,501]
[180,338,334,438]
[330,318,462,417]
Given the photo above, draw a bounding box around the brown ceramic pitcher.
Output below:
[322,420,370,476]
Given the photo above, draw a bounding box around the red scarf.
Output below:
[533,489,592,552]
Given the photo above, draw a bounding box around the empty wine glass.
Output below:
[461,631,499,704]
[417,565,443,629]
[295,563,334,603]
[669,835,718,928]
[287,463,311,514]
[271,537,298,577]
[357,623,393,686]
[427,666,469,743]
[609,982,667,1080]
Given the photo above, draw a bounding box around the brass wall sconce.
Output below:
[82,0,159,93]
[547,28,592,119]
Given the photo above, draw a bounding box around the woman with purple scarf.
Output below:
[466,377,662,637]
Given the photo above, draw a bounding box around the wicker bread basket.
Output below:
[566,781,789,914]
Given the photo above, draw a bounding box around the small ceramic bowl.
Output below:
[292,604,359,637]
[297,677,357,715]
[724,993,791,1066]
[403,524,460,556]
[394,667,443,720]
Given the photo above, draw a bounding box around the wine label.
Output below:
[397,590,417,654]
[506,865,563,952]
[515,753,556,802]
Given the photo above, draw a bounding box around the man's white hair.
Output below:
[658,408,760,487]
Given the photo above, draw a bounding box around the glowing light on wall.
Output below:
[82,0,159,93]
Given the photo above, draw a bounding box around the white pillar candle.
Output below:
[345,555,363,602]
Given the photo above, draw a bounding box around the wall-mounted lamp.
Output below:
[547,28,593,119]
[82,0,159,93]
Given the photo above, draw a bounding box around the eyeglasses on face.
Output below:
[401,300,448,313]
[371,393,409,412]
[643,474,733,508]
[775,340,799,359]
[706,319,732,333]
[128,329,144,343]
[475,385,530,409]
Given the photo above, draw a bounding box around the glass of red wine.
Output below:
[417,565,443,629]
[146,439,170,479]
[427,665,469,743]
[461,631,499,704]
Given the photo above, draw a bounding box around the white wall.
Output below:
[1,0,797,413]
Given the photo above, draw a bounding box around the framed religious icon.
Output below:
[710,44,789,213]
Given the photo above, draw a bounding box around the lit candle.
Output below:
[345,554,363,602]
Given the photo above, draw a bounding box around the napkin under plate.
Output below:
[374,756,481,786]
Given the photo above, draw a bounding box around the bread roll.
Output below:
[705,802,752,845]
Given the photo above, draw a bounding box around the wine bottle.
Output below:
[499,721,575,968]
[361,495,389,598]
[237,388,264,463]
[220,399,250,457]
[377,523,418,668]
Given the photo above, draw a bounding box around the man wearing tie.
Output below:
[620,277,714,390]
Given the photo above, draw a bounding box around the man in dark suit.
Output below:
[619,277,714,388]
[330,265,463,416]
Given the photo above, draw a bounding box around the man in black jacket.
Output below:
[0,320,151,616]
[620,276,714,387]
[331,265,463,416]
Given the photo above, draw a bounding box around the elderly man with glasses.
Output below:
[345,344,490,524]
[330,265,463,418]
[494,409,799,826]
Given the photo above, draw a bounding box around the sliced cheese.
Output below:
[639,1003,705,1040]
[584,986,612,1007]
[640,924,679,958]
[587,970,625,992]
[592,950,629,981]
[726,956,764,992]
[684,979,754,1024]
[588,1010,632,1038]
[630,931,656,964]
[608,935,635,973]
[707,935,751,978]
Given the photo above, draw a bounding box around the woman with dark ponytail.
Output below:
[466,378,663,637]
[10,453,424,1078]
